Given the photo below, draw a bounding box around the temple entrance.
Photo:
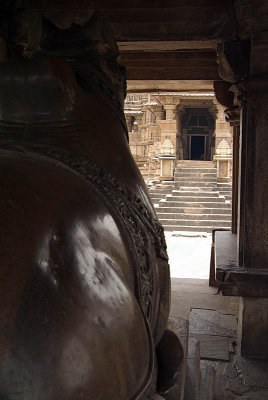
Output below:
[190,134,206,160]
[179,107,215,161]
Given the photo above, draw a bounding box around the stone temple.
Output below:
[125,92,232,182]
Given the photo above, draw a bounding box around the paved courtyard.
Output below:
[165,231,268,400]
[165,231,212,279]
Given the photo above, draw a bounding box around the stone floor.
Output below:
[166,232,268,400]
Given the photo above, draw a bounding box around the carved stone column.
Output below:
[216,36,268,360]
[225,109,240,235]
[164,104,177,120]
[238,78,268,270]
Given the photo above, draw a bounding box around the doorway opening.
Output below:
[190,135,205,160]
[179,107,215,161]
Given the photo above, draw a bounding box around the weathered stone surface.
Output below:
[189,309,237,337]
[242,389,268,400]
[184,337,200,400]
[191,333,230,361]
[170,291,238,319]
[171,278,218,295]
[202,354,268,400]
[238,297,268,360]
[199,362,215,400]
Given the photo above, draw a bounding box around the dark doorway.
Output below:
[190,135,205,160]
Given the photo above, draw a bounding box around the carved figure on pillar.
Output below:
[0,10,183,400]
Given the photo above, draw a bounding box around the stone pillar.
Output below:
[213,81,241,233]
[213,101,233,181]
[238,78,268,270]
[164,104,177,120]
[238,297,268,359]
[159,139,175,181]
[217,36,268,360]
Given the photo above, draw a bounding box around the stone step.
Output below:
[176,161,215,168]
[157,213,231,221]
[156,206,231,214]
[171,190,221,197]
[162,225,228,232]
[184,337,201,400]
[174,177,217,183]
[178,186,218,192]
[159,219,231,227]
[174,182,217,188]
[175,169,217,174]
[150,189,173,195]
[166,196,226,203]
[199,363,216,400]
[150,193,168,198]
[161,201,231,208]
[175,167,217,173]
[155,184,175,189]
[175,170,216,175]
[218,191,232,197]
[175,173,217,179]
[217,183,232,189]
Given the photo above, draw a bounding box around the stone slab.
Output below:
[184,337,200,400]
[242,390,268,400]
[191,334,230,361]
[170,291,239,319]
[201,354,268,400]
[199,362,215,400]
[171,278,218,295]
[189,308,237,338]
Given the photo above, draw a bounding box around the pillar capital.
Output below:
[163,104,178,120]
[146,104,165,121]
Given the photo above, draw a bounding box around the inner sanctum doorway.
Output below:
[179,107,215,161]
[189,134,206,160]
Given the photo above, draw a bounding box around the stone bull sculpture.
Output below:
[0,13,182,400]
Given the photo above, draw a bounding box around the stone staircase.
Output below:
[149,160,232,232]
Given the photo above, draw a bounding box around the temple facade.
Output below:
[125,93,233,182]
